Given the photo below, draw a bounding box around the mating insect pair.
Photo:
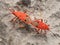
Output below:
[9,8,49,34]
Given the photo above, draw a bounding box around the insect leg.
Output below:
[10,17,17,22]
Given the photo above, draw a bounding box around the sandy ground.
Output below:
[0,0,60,45]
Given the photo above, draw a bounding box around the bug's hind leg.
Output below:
[10,17,18,29]
[43,30,47,35]
[10,17,17,22]
[35,29,40,34]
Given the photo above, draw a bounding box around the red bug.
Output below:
[31,19,49,34]
[9,8,32,27]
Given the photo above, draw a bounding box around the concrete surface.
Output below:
[0,0,60,45]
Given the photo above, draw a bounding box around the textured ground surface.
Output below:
[0,0,60,45]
